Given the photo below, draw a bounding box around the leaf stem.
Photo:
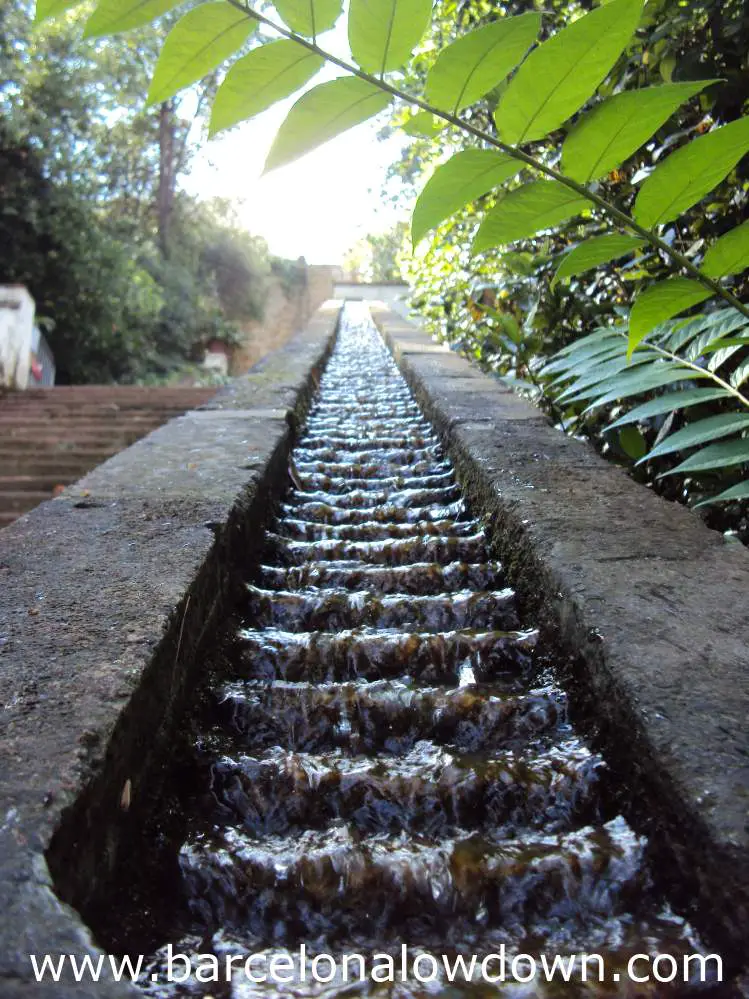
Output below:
[229,0,749,322]
[648,339,749,410]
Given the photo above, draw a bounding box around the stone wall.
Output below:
[0,302,342,997]
[231,264,340,374]
[371,302,749,968]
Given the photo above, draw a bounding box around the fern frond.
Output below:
[545,307,749,504]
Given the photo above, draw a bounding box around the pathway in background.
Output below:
[0,386,215,529]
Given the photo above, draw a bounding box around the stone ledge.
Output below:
[372,303,749,967]
[0,301,341,995]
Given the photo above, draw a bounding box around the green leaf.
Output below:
[634,117,749,228]
[473,181,589,255]
[273,0,342,37]
[495,0,643,144]
[35,0,83,22]
[583,365,703,411]
[559,358,662,405]
[628,278,711,356]
[545,341,624,379]
[619,425,648,459]
[553,234,644,286]
[731,358,749,390]
[412,149,521,247]
[147,3,252,106]
[639,413,749,463]
[552,326,621,358]
[209,41,323,137]
[557,352,659,402]
[606,387,731,429]
[401,112,446,137]
[701,220,749,279]
[562,81,713,183]
[695,479,749,506]
[660,308,748,354]
[662,436,749,476]
[542,338,623,377]
[264,76,390,173]
[425,13,540,114]
[84,0,183,37]
[348,0,432,75]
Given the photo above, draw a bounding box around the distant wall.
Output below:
[333,281,410,318]
[0,286,35,389]
[231,264,341,374]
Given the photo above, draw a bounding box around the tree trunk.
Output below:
[157,100,176,256]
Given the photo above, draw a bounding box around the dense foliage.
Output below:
[0,0,274,382]
[343,224,408,282]
[384,0,748,531]
[21,0,749,527]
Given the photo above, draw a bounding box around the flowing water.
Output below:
[137,304,723,997]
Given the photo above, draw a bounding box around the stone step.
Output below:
[296,445,443,467]
[256,560,506,595]
[0,475,67,492]
[179,817,644,939]
[290,471,456,496]
[288,484,461,509]
[0,432,146,450]
[234,626,537,684]
[0,491,51,512]
[280,498,465,525]
[0,455,113,477]
[267,531,488,567]
[243,584,518,632]
[295,458,450,480]
[299,433,434,451]
[197,740,600,839]
[278,517,479,542]
[3,387,215,403]
[219,677,566,754]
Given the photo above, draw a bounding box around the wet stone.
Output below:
[266,532,489,566]
[256,560,507,595]
[136,302,714,997]
[233,627,538,684]
[287,483,462,508]
[243,584,520,632]
[278,516,481,542]
[217,678,567,754]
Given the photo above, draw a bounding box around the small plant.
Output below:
[34,0,748,501]
[544,308,749,506]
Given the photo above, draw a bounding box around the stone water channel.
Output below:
[130,304,721,996]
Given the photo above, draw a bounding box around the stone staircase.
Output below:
[0,386,216,529]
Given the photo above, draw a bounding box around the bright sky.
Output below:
[182,20,411,265]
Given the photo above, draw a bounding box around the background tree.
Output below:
[0,0,280,382]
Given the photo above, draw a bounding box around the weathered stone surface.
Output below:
[0,302,340,995]
[372,303,749,966]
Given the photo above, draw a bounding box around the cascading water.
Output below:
[136,303,720,997]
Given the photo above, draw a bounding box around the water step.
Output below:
[288,484,461,509]
[296,446,442,466]
[256,560,506,595]
[179,817,645,939]
[139,303,706,981]
[278,517,480,542]
[234,627,537,683]
[299,434,434,451]
[280,497,465,524]
[268,532,488,567]
[197,740,601,839]
[294,459,450,479]
[244,584,519,631]
[305,417,430,435]
[219,677,567,754]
